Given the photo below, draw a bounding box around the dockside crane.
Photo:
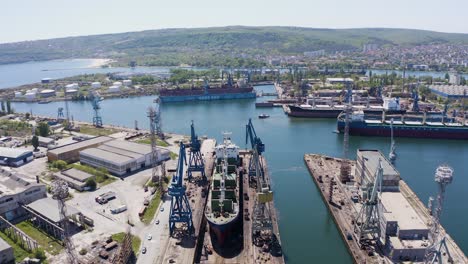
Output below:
[354,159,383,246]
[246,118,265,181]
[168,143,193,236]
[187,121,205,181]
[246,119,276,251]
[91,92,103,127]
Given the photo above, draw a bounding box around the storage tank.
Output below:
[14,91,23,98]
[65,89,78,96]
[40,89,56,98]
[123,80,132,86]
[112,81,122,87]
[91,82,101,89]
[108,86,120,93]
[24,92,36,100]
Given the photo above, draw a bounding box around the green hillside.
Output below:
[1,26,468,66]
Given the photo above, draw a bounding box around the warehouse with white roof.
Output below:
[0,147,33,167]
[79,140,170,176]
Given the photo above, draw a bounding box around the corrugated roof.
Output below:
[103,140,151,155]
[357,149,399,176]
[26,197,79,223]
[48,136,112,155]
[381,192,427,231]
[80,148,134,165]
[0,147,32,159]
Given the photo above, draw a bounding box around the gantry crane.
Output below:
[246,119,274,248]
[246,118,265,181]
[187,121,205,181]
[168,143,193,236]
[354,159,383,245]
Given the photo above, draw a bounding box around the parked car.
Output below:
[142,247,147,254]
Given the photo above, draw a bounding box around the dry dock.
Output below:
[198,152,284,264]
[304,153,467,264]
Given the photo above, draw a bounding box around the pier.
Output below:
[304,153,467,263]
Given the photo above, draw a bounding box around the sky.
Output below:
[2,0,468,43]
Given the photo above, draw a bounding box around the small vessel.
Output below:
[38,100,51,104]
[205,133,240,245]
[258,114,270,119]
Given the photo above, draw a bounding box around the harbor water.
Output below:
[11,84,468,264]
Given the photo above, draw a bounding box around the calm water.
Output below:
[11,85,468,264]
[0,59,173,89]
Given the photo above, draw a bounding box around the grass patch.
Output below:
[111,232,142,256]
[0,230,34,262]
[70,163,116,186]
[135,138,169,147]
[16,221,63,255]
[141,192,162,225]
[78,124,120,136]
[170,151,178,160]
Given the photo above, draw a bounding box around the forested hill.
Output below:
[1,26,468,66]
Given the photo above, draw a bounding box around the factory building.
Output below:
[47,136,113,163]
[0,147,33,167]
[356,149,400,191]
[326,78,354,85]
[80,140,170,176]
[428,85,467,99]
[0,168,46,221]
[122,79,132,86]
[0,238,14,264]
[37,136,55,148]
[53,168,94,191]
[91,82,101,89]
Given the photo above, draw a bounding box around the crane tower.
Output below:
[354,159,383,245]
[340,81,352,182]
[147,107,165,191]
[51,179,78,264]
[91,92,103,127]
[187,121,205,181]
[168,143,193,236]
[425,165,454,263]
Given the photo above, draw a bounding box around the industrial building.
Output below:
[37,136,55,148]
[47,136,113,163]
[80,140,170,176]
[0,238,14,264]
[355,149,400,191]
[0,147,33,167]
[0,168,46,221]
[429,85,467,99]
[326,78,354,85]
[355,150,429,262]
[53,168,94,191]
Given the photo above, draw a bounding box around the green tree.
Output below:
[25,112,31,119]
[36,122,50,137]
[445,72,450,80]
[52,160,67,170]
[85,178,97,190]
[33,248,46,260]
[32,135,39,151]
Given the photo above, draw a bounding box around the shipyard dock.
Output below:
[304,152,467,263]
[143,139,216,264]
[198,151,284,264]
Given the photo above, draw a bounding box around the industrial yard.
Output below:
[304,152,468,263]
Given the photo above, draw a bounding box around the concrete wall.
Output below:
[0,185,47,220]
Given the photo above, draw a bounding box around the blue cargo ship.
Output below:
[337,111,468,140]
[159,76,255,103]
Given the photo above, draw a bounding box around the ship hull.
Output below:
[160,92,256,102]
[288,105,406,118]
[337,121,468,140]
[206,213,240,245]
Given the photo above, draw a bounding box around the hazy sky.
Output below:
[2,0,468,43]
